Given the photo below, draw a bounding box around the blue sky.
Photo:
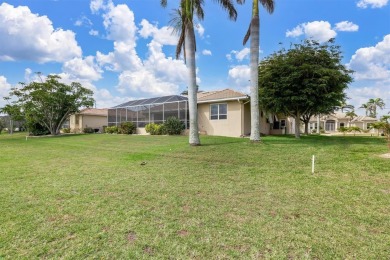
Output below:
[0,0,389,116]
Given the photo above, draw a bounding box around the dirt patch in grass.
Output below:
[379,153,390,159]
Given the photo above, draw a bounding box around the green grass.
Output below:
[1,133,389,259]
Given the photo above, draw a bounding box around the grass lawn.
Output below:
[1,133,389,259]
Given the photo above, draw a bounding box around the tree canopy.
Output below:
[1,75,94,135]
[258,39,353,138]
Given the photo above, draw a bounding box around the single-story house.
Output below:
[107,89,296,137]
[307,112,378,133]
[69,108,108,133]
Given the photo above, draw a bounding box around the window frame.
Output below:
[210,103,228,120]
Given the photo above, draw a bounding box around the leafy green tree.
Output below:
[162,0,240,146]
[258,39,353,138]
[242,0,274,142]
[2,75,94,135]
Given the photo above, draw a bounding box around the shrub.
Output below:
[28,122,50,136]
[83,127,94,134]
[105,126,119,134]
[146,123,166,135]
[164,117,184,135]
[338,126,349,136]
[119,122,136,135]
[61,128,71,133]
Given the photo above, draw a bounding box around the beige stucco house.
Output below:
[307,112,378,133]
[107,89,296,137]
[69,108,108,133]
[196,89,295,137]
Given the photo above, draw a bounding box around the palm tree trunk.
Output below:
[185,25,200,146]
[250,12,260,142]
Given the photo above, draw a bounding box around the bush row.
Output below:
[105,122,136,134]
[145,117,185,135]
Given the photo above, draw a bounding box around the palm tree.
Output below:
[367,98,385,118]
[359,103,372,117]
[162,0,240,146]
[345,110,357,127]
[242,0,275,142]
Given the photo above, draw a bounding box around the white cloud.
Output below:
[286,21,337,43]
[347,34,390,81]
[74,15,93,27]
[227,48,250,62]
[347,84,390,117]
[102,3,138,43]
[62,56,103,81]
[0,76,12,109]
[93,1,188,98]
[90,0,113,14]
[334,21,359,32]
[202,49,212,56]
[228,65,250,93]
[89,29,99,36]
[286,25,304,37]
[195,23,205,38]
[0,3,81,63]
[139,19,177,45]
[357,0,388,8]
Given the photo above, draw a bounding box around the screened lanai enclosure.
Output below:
[108,95,189,128]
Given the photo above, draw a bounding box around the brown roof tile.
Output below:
[79,108,108,116]
[197,89,248,103]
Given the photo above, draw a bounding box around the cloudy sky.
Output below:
[0,0,389,115]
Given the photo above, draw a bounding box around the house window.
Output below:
[210,104,227,120]
[281,119,286,128]
[340,122,345,127]
[367,123,372,130]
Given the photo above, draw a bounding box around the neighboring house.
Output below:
[107,89,296,137]
[307,112,378,133]
[69,108,108,133]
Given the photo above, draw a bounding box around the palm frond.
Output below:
[161,0,167,7]
[260,0,275,14]
[243,22,251,45]
[214,0,238,20]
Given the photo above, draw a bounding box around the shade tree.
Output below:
[1,75,94,135]
[258,39,353,138]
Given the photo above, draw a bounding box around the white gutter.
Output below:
[197,96,249,104]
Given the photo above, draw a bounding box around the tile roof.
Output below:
[197,89,248,103]
[79,108,108,116]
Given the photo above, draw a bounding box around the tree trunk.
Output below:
[9,118,13,134]
[304,122,309,135]
[295,114,301,139]
[250,13,260,142]
[185,25,200,146]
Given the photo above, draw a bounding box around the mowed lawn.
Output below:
[0,133,389,259]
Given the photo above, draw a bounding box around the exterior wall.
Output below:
[81,115,107,132]
[198,101,244,137]
[70,114,107,133]
[243,103,251,136]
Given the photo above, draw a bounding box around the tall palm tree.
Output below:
[367,98,385,118]
[359,103,371,116]
[162,0,240,146]
[243,0,275,142]
[345,110,357,127]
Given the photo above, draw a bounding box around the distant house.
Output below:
[107,89,296,137]
[307,112,378,133]
[69,108,108,133]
